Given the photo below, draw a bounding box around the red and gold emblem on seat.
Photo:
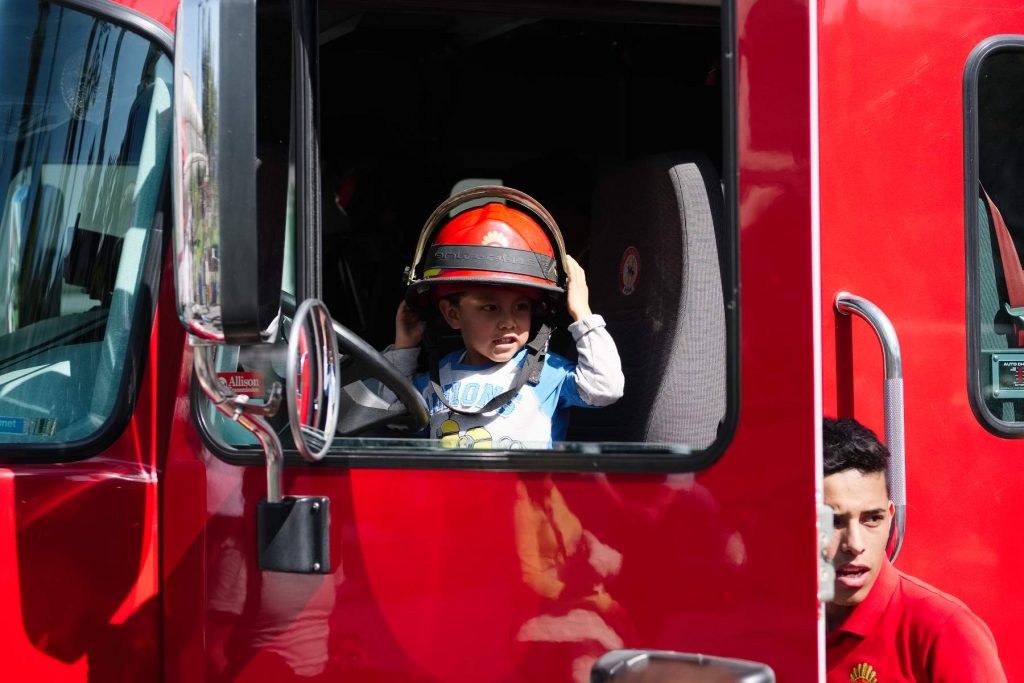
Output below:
[618,245,640,295]
[850,662,877,683]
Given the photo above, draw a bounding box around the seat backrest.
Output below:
[979,195,1014,350]
[567,152,726,448]
[977,194,1024,421]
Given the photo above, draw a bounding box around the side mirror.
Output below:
[172,0,288,344]
[287,299,339,460]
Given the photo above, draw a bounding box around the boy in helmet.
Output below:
[383,199,623,449]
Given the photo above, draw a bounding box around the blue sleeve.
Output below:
[540,353,593,410]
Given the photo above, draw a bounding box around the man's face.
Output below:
[439,287,533,365]
[824,469,894,617]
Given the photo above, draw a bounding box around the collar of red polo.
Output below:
[834,557,899,637]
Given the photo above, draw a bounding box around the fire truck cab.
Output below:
[1,0,1022,681]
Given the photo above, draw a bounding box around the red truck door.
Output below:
[0,2,176,680]
[820,0,1024,678]
[160,0,826,681]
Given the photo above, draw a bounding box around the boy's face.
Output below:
[438,287,533,365]
[824,468,894,622]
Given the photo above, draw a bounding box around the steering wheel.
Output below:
[281,292,428,436]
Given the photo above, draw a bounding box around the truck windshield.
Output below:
[0,3,171,446]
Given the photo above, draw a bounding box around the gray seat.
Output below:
[568,152,726,448]
[977,195,1024,421]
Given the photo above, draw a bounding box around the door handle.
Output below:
[834,292,906,561]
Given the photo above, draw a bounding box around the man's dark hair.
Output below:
[822,417,889,476]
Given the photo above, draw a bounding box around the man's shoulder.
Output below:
[893,569,1005,680]
[894,570,989,637]
[896,571,972,616]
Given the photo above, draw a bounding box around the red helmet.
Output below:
[406,190,566,309]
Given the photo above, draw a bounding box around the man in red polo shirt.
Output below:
[823,417,1006,683]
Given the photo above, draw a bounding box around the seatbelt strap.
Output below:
[426,323,552,417]
[982,188,1024,345]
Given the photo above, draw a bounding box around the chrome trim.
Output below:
[817,504,835,603]
[172,0,223,342]
[193,343,283,502]
[286,299,340,462]
[834,291,906,561]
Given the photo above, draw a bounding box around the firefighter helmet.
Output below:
[405,186,567,309]
[406,186,566,417]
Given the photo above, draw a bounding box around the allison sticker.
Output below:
[619,246,640,296]
[217,371,265,398]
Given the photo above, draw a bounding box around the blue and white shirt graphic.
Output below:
[383,314,623,448]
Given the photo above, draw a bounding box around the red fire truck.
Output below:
[1,0,1022,680]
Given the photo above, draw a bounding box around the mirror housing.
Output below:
[172,0,287,344]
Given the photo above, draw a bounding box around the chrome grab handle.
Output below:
[834,292,906,562]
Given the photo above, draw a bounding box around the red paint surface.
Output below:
[13,0,1019,677]
[819,0,1024,679]
[116,0,176,32]
[0,255,184,681]
[158,1,822,680]
[6,0,826,680]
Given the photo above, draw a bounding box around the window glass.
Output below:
[0,4,171,443]
[203,5,736,467]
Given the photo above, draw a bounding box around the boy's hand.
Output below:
[394,301,425,349]
[565,255,593,322]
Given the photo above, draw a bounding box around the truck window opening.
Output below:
[201,3,737,465]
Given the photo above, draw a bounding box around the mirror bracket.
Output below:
[192,342,285,503]
[257,496,330,574]
[229,383,282,419]
[191,295,339,573]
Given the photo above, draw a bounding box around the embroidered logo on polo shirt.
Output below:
[850,662,877,683]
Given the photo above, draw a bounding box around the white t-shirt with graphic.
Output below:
[383,314,623,448]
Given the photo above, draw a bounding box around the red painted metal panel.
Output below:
[114,0,177,32]
[159,1,823,681]
[0,0,822,680]
[0,258,184,681]
[819,0,1024,679]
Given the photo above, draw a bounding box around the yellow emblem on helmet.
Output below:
[850,662,877,683]
[481,230,510,247]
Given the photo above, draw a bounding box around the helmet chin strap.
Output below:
[425,323,553,417]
